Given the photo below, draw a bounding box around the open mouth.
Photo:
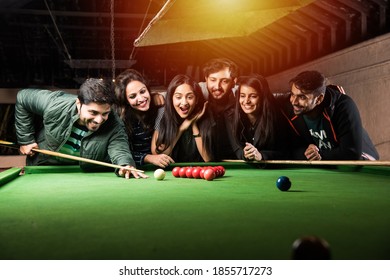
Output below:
[293,106,302,113]
[89,124,99,130]
[179,107,189,115]
[243,105,254,110]
[137,99,148,108]
[88,120,101,130]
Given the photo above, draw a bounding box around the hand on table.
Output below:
[145,154,175,168]
[304,144,322,161]
[118,165,149,179]
[243,143,262,161]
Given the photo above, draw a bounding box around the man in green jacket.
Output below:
[15,78,147,179]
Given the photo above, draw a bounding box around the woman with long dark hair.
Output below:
[152,74,213,162]
[226,74,288,160]
[114,69,174,168]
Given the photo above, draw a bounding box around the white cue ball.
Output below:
[154,168,166,180]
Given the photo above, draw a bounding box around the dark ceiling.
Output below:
[0,0,389,89]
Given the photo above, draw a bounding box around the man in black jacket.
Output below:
[199,58,238,160]
[279,70,379,161]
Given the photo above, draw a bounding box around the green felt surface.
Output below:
[0,164,389,260]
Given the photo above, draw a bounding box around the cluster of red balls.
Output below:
[171,166,225,181]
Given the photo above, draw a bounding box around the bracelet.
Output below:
[193,133,201,138]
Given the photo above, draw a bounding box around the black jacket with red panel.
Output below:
[277,86,379,160]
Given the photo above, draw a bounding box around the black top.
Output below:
[224,106,290,160]
[171,129,203,162]
[208,93,237,160]
[128,119,154,167]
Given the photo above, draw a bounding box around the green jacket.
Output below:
[15,89,135,171]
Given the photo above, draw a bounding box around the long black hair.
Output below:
[156,74,213,159]
[114,69,158,135]
[233,74,279,149]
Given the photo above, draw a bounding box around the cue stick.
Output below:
[0,140,144,173]
[222,159,390,166]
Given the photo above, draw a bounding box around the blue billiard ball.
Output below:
[276,176,291,191]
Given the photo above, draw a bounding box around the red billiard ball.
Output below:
[276,176,291,191]
[172,167,181,177]
[204,168,215,181]
[213,166,220,177]
[210,166,221,177]
[179,167,188,178]
[192,167,201,179]
[199,168,205,179]
[186,167,193,178]
[218,166,225,176]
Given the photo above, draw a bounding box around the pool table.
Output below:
[0,163,389,260]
